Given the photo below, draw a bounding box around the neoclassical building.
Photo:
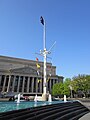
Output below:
[0,55,63,96]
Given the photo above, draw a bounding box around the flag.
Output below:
[38,79,40,83]
[49,73,51,76]
[47,77,50,82]
[47,79,49,82]
[40,16,44,25]
[36,63,40,68]
[38,79,42,83]
[36,57,39,61]
[37,70,39,75]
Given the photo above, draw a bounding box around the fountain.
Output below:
[34,94,38,102]
[64,95,67,102]
[48,94,52,102]
[17,93,20,104]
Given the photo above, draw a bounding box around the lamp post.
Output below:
[69,85,73,98]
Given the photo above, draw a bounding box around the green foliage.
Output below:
[52,74,90,98]
[63,78,71,96]
[52,78,71,96]
[52,83,64,96]
[71,74,90,97]
[52,83,59,96]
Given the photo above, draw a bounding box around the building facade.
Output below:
[0,55,63,95]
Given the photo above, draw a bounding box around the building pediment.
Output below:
[10,67,39,75]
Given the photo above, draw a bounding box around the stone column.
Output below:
[42,78,43,93]
[40,79,42,93]
[27,77,30,93]
[12,76,16,92]
[51,79,53,90]
[54,79,56,84]
[52,79,55,87]
[49,79,51,93]
[29,77,31,92]
[7,75,11,92]
[36,78,38,94]
[56,79,58,83]
[17,76,20,93]
[38,78,42,93]
[22,76,25,93]
[0,75,2,92]
[2,76,6,92]
[32,77,34,93]
[0,75,2,86]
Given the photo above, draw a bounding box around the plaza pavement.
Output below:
[79,112,90,120]
[79,101,90,120]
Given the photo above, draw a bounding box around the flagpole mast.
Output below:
[43,18,47,96]
[40,16,53,101]
[44,19,46,49]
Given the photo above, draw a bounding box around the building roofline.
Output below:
[0,55,56,68]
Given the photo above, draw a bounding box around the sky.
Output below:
[0,0,90,79]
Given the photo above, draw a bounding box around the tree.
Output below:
[52,74,90,98]
[63,78,71,96]
[52,83,64,96]
[71,74,90,97]
[52,83,60,96]
[52,78,71,97]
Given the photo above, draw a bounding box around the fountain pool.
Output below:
[0,100,63,113]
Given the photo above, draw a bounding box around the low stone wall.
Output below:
[0,98,9,101]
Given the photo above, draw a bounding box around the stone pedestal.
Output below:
[42,93,47,101]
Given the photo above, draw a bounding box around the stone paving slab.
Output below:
[81,102,90,109]
[79,112,90,120]
[79,101,90,120]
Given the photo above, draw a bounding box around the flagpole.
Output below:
[43,18,47,96]
[44,19,46,49]
[40,16,52,101]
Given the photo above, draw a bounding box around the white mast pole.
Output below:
[40,16,55,100]
[43,19,47,95]
[44,19,46,50]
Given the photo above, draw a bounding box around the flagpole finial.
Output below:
[40,16,44,25]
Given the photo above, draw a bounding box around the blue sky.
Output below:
[0,0,90,79]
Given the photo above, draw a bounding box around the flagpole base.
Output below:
[42,93,47,101]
